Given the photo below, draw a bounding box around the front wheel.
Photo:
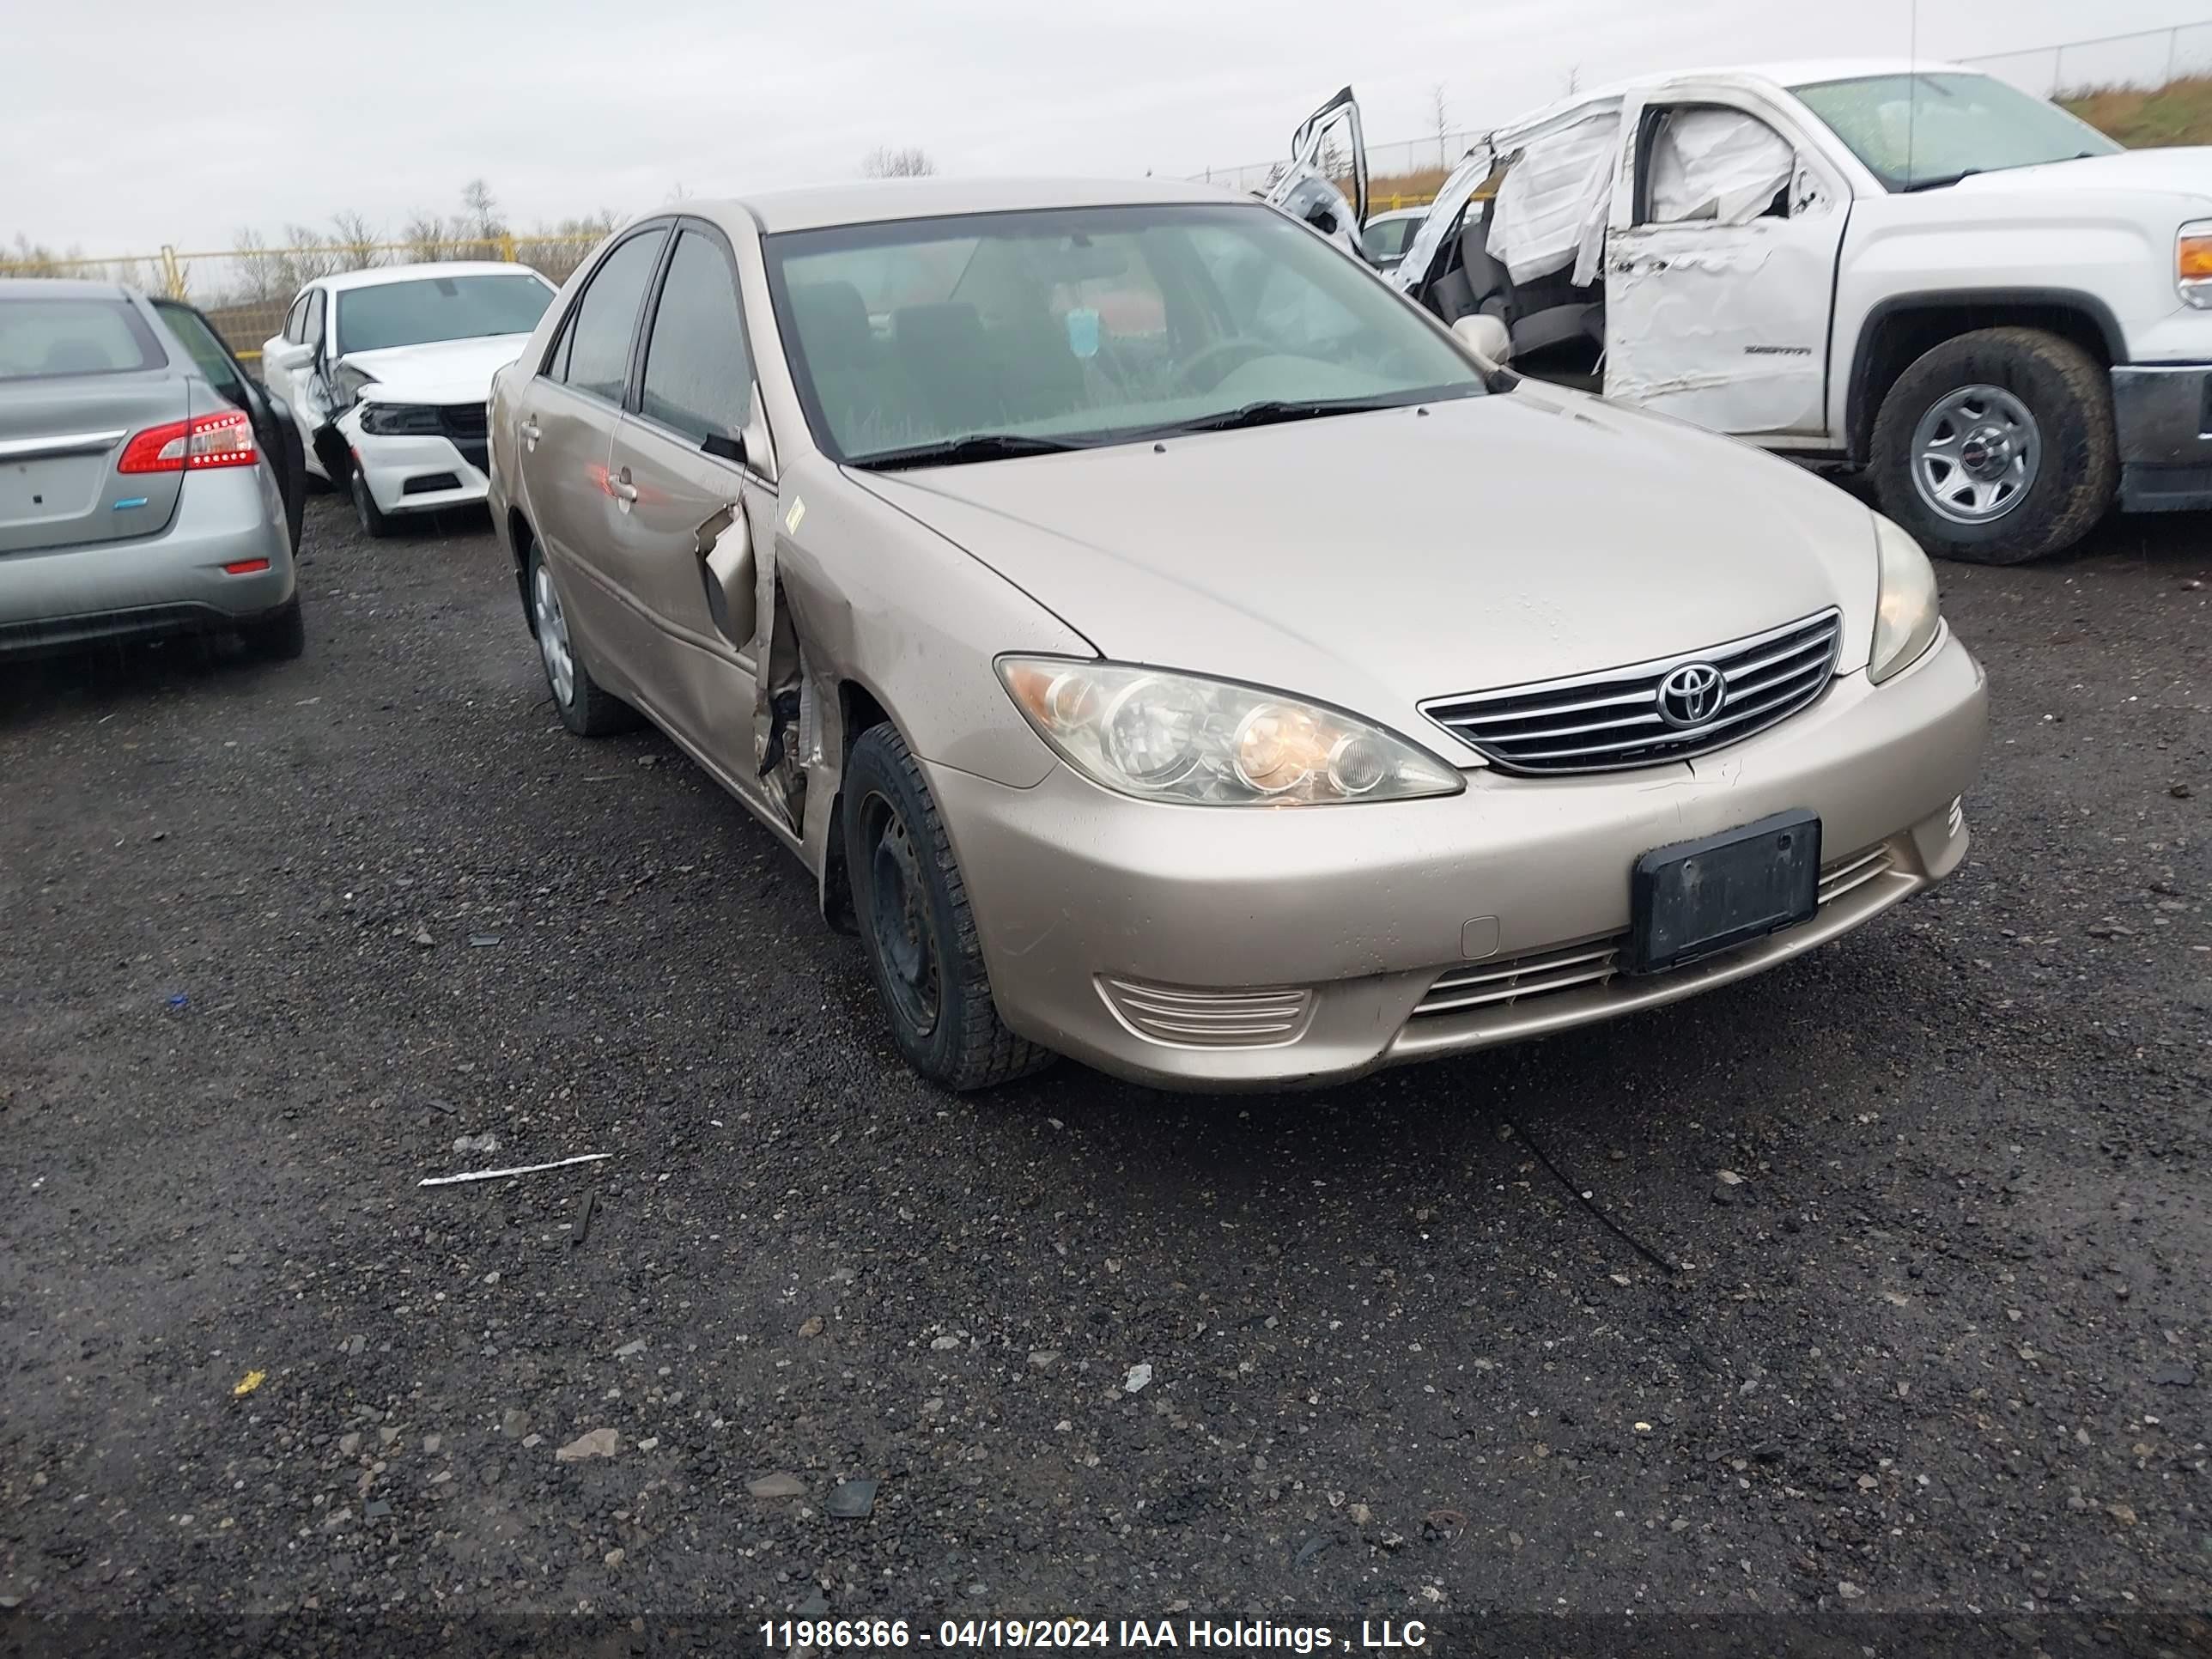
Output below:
[1870,326,2115,565]
[350,465,396,539]
[842,723,1054,1092]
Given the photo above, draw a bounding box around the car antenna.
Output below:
[1905,0,1921,187]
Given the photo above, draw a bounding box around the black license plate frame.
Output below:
[1628,809,1821,975]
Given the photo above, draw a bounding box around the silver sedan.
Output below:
[0,278,304,662]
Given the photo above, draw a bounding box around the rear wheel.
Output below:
[1871,326,2115,565]
[350,465,396,539]
[239,595,305,662]
[843,723,1054,1091]
[528,544,638,737]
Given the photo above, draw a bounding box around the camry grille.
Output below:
[1420,609,1844,775]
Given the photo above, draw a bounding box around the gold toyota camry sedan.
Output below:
[486,177,1987,1091]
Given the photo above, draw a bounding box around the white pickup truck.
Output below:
[1275,63,2212,562]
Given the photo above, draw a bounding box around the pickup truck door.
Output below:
[1264,87,1369,261]
[1601,98,1849,440]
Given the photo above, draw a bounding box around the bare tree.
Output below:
[1564,64,1582,96]
[462,178,504,254]
[232,228,284,301]
[1431,83,1452,167]
[402,210,449,264]
[276,225,344,289]
[4,233,82,276]
[329,210,381,270]
[860,145,936,179]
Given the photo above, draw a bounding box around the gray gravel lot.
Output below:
[0,493,2207,1655]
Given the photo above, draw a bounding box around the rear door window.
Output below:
[638,229,754,443]
[560,229,669,402]
[152,301,249,403]
[0,297,164,380]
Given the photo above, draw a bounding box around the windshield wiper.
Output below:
[1146,397,1408,439]
[854,433,1085,471]
[1901,167,1983,191]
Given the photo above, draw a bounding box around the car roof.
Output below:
[0,276,139,301]
[318,261,550,294]
[712,176,1236,234]
[1484,57,1978,147]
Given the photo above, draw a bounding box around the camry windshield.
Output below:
[764,202,1483,466]
[336,275,553,354]
[1792,72,2120,191]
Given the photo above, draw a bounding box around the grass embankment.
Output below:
[2063,75,2212,146]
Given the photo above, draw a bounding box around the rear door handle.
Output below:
[612,466,638,508]
[520,416,542,452]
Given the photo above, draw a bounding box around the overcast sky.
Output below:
[5,0,2205,255]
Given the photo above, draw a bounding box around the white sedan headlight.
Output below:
[997,659,1465,806]
[1869,515,1942,684]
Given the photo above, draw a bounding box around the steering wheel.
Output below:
[1174,337,1273,396]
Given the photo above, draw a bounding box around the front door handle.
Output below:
[612,466,638,510]
[520,416,542,452]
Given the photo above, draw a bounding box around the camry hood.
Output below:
[1952,146,2212,205]
[857,390,1881,738]
[345,334,533,405]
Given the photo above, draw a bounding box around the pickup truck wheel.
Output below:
[1872,327,2115,564]
[527,545,639,737]
[843,723,1054,1092]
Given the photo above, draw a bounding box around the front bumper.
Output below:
[2112,362,2212,511]
[928,629,1988,1091]
[0,466,295,657]
[343,418,491,514]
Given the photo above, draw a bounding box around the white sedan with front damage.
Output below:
[260,262,555,537]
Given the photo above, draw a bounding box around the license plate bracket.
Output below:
[1628,809,1821,975]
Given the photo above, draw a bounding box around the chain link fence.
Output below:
[1958,20,2212,97]
[0,234,609,361]
[11,19,2209,334]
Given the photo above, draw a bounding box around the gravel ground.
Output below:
[0,493,2206,1656]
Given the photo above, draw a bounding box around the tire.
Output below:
[239,595,306,662]
[350,465,396,539]
[842,723,1054,1092]
[526,544,639,737]
[1870,326,2115,565]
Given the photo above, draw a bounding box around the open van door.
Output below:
[1264,88,1369,260]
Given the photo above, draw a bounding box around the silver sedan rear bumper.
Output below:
[0,466,295,655]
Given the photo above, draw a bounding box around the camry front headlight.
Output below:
[1869,514,1942,684]
[996,658,1465,806]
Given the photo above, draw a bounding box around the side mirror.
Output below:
[264,341,314,374]
[1452,314,1513,369]
[693,502,757,648]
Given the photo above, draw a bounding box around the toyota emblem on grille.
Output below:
[1656,661,1726,728]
